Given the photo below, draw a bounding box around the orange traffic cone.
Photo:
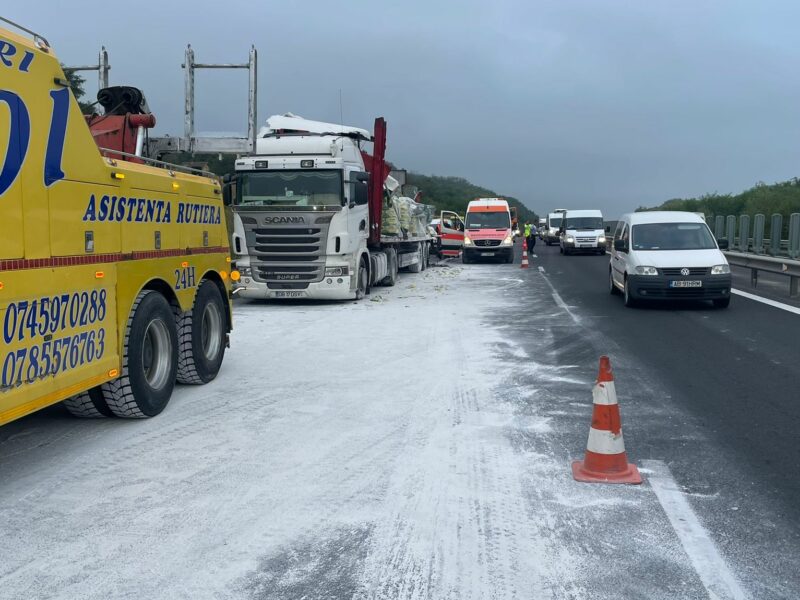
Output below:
[522,237,528,253]
[572,356,642,484]
[520,249,529,268]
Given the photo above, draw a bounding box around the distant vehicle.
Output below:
[609,211,731,308]
[559,209,607,255]
[544,211,565,245]
[432,212,465,258]
[462,198,514,264]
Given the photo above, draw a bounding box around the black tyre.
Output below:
[355,257,369,300]
[176,280,227,384]
[623,277,637,308]
[609,269,621,295]
[462,252,471,264]
[99,290,178,418]
[713,297,731,309]
[421,243,428,271]
[63,387,112,418]
[409,243,423,273]
[382,249,398,286]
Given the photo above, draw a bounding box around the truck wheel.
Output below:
[99,290,178,418]
[63,387,112,418]
[176,280,227,384]
[409,243,423,273]
[421,244,428,271]
[355,258,368,300]
[623,277,637,308]
[382,249,398,286]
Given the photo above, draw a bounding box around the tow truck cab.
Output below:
[462,198,514,264]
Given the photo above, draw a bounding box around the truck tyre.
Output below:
[382,249,398,286]
[623,277,637,308]
[99,290,179,418]
[421,243,428,271]
[462,251,471,264]
[355,257,369,300]
[409,243,423,273]
[176,280,227,384]
[63,387,112,418]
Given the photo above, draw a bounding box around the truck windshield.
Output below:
[237,170,343,209]
[565,216,604,229]
[632,223,717,250]
[548,216,562,227]
[466,212,510,229]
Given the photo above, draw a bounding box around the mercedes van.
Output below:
[462,198,514,263]
[609,211,732,308]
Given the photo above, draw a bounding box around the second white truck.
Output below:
[229,114,434,300]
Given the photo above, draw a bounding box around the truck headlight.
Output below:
[711,264,730,275]
[598,235,606,244]
[635,265,658,276]
[325,266,349,276]
[464,236,473,246]
[565,235,575,243]
[502,234,513,246]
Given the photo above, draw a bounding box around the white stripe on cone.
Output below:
[592,380,617,406]
[586,427,627,455]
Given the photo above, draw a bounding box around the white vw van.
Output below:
[609,211,732,308]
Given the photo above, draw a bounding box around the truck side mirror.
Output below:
[717,238,729,250]
[614,239,627,252]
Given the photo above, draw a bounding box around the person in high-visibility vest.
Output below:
[524,221,536,253]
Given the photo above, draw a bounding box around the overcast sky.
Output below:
[15,1,800,218]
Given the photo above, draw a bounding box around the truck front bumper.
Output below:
[233,276,356,300]
[463,246,513,261]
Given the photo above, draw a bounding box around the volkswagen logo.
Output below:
[680,267,690,276]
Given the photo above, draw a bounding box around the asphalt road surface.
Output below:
[0,242,798,599]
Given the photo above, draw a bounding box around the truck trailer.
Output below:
[229,114,434,300]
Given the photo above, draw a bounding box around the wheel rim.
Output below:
[201,302,223,361]
[142,318,172,390]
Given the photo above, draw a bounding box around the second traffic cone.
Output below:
[572,356,641,484]
[520,249,529,268]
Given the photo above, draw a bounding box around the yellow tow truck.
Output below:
[0,17,234,424]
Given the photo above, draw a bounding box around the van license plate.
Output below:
[670,280,702,288]
[480,252,494,256]
[275,291,306,298]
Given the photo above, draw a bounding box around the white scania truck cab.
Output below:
[230,114,433,300]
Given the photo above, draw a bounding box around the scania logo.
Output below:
[680,267,690,276]
[264,216,305,224]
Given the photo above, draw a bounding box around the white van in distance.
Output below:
[559,209,607,255]
[609,211,732,308]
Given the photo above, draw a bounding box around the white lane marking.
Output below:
[731,289,800,316]
[643,460,748,600]
[537,268,580,324]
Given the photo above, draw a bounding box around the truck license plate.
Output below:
[275,291,306,298]
[670,280,702,288]
[480,252,494,256]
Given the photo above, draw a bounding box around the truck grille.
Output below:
[575,236,597,243]
[238,213,333,287]
[474,239,501,247]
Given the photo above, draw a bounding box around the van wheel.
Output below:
[355,258,368,300]
[63,387,112,418]
[99,290,178,418]
[609,269,621,295]
[623,277,637,307]
[176,280,227,384]
[713,297,731,309]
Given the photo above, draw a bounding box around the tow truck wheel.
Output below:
[99,290,178,418]
[176,280,227,384]
[355,258,368,300]
[63,387,112,418]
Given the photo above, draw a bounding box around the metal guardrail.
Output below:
[723,251,800,297]
[712,212,800,258]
